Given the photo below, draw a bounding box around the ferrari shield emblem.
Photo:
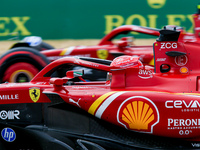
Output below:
[29,87,40,102]
[97,49,108,59]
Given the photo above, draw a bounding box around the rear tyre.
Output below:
[3,62,39,83]
[0,47,50,83]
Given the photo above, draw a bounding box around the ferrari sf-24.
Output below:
[0,24,197,83]
[0,24,159,83]
[2,3,200,83]
[0,25,200,82]
[0,28,199,149]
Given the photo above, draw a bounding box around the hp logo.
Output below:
[1,128,16,142]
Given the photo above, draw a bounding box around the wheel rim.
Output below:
[3,62,39,83]
[10,69,34,82]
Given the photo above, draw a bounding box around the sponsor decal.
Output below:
[1,128,16,142]
[117,96,159,133]
[165,100,200,112]
[0,16,31,37]
[160,42,177,49]
[180,67,188,73]
[0,110,20,120]
[69,98,81,107]
[88,92,159,133]
[104,15,193,35]
[48,54,91,61]
[0,94,19,100]
[97,49,108,59]
[29,87,40,102]
[78,60,99,68]
[138,69,153,79]
[175,55,188,66]
[192,143,200,148]
[168,118,200,135]
[156,58,166,62]
[147,0,166,9]
[168,118,200,127]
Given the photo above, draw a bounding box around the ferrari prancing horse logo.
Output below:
[97,49,108,59]
[29,87,40,102]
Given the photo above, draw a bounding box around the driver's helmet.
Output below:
[106,56,143,84]
[110,55,143,69]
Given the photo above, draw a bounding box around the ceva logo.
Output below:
[1,128,16,142]
[165,100,200,108]
[147,0,166,9]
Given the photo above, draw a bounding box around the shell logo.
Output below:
[117,96,159,133]
[147,0,166,9]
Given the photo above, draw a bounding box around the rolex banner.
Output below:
[0,0,197,40]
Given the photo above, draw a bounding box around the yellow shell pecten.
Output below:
[122,101,154,130]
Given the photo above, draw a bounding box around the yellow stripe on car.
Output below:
[59,48,68,56]
[88,92,115,115]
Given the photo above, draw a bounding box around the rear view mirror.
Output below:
[66,70,86,82]
[66,70,84,79]
[116,41,128,48]
[50,78,68,86]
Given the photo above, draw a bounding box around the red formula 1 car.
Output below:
[1,26,199,83]
[1,4,200,84]
[0,28,200,149]
[0,25,195,83]
[0,25,158,83]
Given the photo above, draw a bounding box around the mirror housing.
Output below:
[116,41,128,49]
[50,78,68,86]
[66,70,84,79]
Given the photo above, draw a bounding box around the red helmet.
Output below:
[110,56,143,69]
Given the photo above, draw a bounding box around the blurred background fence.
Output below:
[0,0,198,40]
